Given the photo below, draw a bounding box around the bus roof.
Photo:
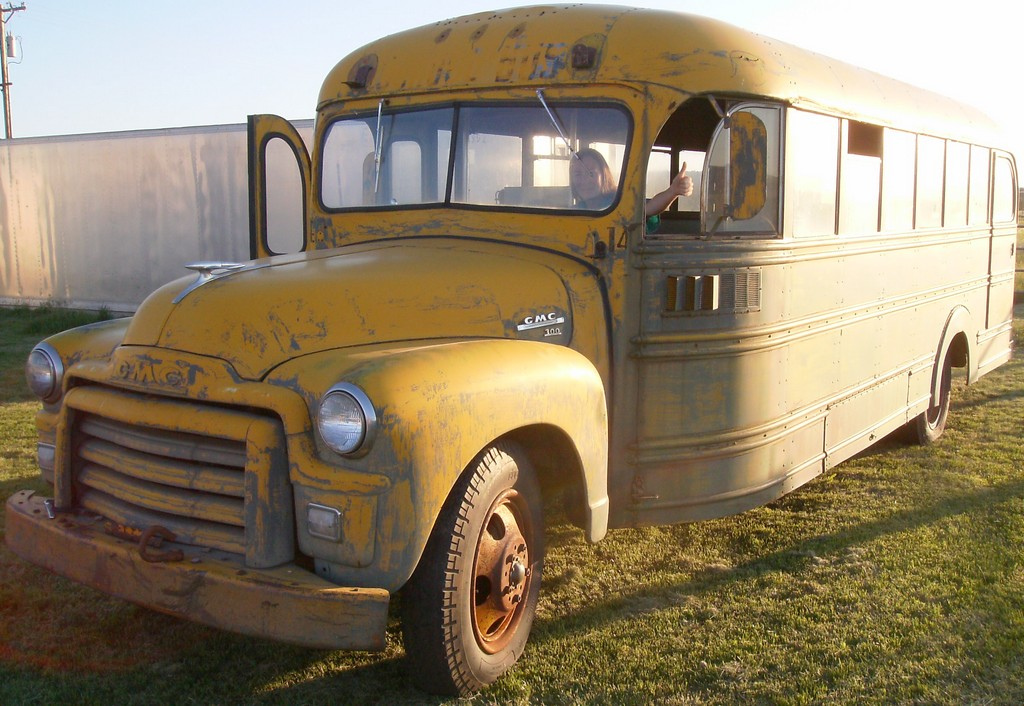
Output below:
[319,4,1004,147]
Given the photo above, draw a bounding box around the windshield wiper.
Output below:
[374,99,386,192]
[536,89,580,162]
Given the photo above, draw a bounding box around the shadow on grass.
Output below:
[529,474,1024,645]
[242,650,445,706]
[0,573,442,704]
[949,385,1024,415]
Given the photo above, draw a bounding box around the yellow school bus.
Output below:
[7,4,1016,695]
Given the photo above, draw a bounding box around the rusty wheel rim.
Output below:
[471,488,533,654]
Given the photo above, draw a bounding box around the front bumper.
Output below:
[5,490,391,651]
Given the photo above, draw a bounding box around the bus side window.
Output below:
[646,98,717,236]
[647,99,780,237]
[968,145,990,226]
[992,154,1017,223]
[943,140,970,227]
[787,110,839,237]
[839,121,882,235]
[704,105,781,237]
[645,148,704,232]
[646,148,672,202]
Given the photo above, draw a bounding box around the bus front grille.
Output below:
[60,385,295,568]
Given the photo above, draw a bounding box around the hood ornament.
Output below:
[172,262,247,304]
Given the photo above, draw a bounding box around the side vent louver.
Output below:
[666,269,761,314]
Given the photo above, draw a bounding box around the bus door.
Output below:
[987,151,1018,331]
[248,114,312,259]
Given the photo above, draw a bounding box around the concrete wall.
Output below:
[0,121,312,312]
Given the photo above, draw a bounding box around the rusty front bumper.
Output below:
[5,490,390,651]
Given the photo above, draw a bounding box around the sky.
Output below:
[4,0,1023,167]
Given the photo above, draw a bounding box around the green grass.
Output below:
[0,305,112,404]
[1,303,1023,705]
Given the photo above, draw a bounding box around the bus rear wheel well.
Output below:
[946,331,969,370]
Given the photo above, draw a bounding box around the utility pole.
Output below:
[1,2,26,139]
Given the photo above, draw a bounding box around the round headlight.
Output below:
[26,343,64,402]
[316,384,376,456]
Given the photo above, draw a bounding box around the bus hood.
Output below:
[122,240,582,380]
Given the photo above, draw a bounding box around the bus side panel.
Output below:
[627,346,828,526]
[625,229,994,527]
[823,372,909,468]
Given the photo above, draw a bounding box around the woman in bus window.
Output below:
[569,148,619,210]
[570,148,693,228]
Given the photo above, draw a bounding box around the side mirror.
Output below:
[728,111,767,221]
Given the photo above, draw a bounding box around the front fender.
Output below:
[29,318,132,469]
[276,339,609,587]
[39,318,132,381]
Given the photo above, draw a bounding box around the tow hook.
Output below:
[138,525,185,563]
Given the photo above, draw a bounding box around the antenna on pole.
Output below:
[1,3,27,139]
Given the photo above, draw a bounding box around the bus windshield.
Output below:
[319,103,631,212]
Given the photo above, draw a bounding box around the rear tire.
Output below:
[911,355,952,445]
[401,442,543,696]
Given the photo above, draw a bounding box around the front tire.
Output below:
[401,442,543,696]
